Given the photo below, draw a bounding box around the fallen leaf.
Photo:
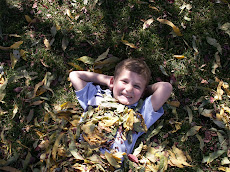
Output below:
[157,18,182,36]
[0,46,10,50]
[65,9,73,19]
[196,134,204,151]
[121,35,138,49]
[25,15,32,23]
[219,22,230,37]
[95,48,110,62]
[206,37,222,54]
[143,18,154,30]
[31,100,44,106]
[62,36,69,51]
[44,38,51,50]
[20,49,27,60]
[52,132,64,161]
[68,62,84,70]
[0,166,21,172]
[10,53,18,69]
[159,65,169,76]
[105,151,121,168]
[167,100,180,107]
[202,150,226,164]
[174,55,185,59]
[10,41,23,49]
[149,5,159,12]
[77,56,95,65]
[51,25,57,37]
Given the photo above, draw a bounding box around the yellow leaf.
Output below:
[34,129,44,138]
[81,121,96,135]
[123,109,134,130]
[9,34,21,37]
[56,23,61,31]
[121,39,138,49]
[143,18,154,30]
[52,133,64,161]
[169,146,192,168]
[218,167,230,172]
[167,100,180,107]
[10,53,18,69]
[121,35,138,49]
[101,117,119,127]
[157,18,182,36]
[66,9,73,19]
[10,41,23,49]
[112,152,126,161]
[25,15,32,23]
[20,49,27,60]
[149,5,159,12]
[44,38,51,50]
[105,151,121,168]
[173,55,185,59]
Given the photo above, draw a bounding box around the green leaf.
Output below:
[202,150,226,164]
[95,48,110,62]
[51,25,57,37]
[159,65,169,76]
[69,140,84,160]
[206,37,222,54]
[217,131,228,151]
[181,126,202,142]
[196,134,204,151]
[133,142,143,156]
[145,120,164,142]
[77,56,95,65]
[22,152,31,170]
[221,157,230,165]
[219,22,230,37]
[185,106,193,123]
[94,55,119,70]
[62,36,69,51]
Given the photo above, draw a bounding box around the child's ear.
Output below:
[108,77,114,90]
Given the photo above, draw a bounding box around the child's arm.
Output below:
[145,82,172,112]
[69,71,112,91]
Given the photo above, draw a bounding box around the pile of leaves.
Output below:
[21,95,194,171]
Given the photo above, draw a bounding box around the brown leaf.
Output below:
[30,100,44,106]
[0,166,21,172]
[52,132,64,161]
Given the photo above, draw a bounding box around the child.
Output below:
[69,58,172,155]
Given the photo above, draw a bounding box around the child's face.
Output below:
[110,69,147,105]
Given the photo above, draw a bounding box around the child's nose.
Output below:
[125,84,133,92]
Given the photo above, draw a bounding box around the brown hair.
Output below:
[114,58,151,86]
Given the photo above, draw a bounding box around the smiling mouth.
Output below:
[121,94,132,99]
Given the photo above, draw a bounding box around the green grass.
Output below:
[0,0,230,171]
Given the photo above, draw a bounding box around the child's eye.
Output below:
[134,85,140,89]
[122,80,128,84]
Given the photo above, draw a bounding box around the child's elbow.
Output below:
[166,82,173,92]
[69,71,78,81]
[163,82,173,94]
